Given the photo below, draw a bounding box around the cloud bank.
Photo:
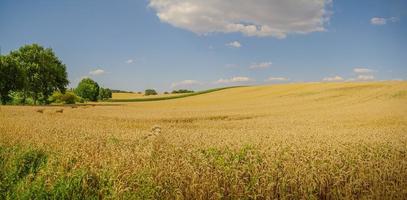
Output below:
[215,76,252,84]
[226,41,241,48]
[249,62,272,69]
[266,77,289,82]
[370,17,399,25]
[171,80,201,88]
[149,0,332,38]
[353,68,374,73]
[89,69,105,76]
[322,76,344,82]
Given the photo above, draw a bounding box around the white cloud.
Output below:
[226,41,241,48]
[371,17,387,25]
[322,76,344,82]
[149,0,332,38]
[389,17,400,22]
[266,77,289,82]
[171,80,201,88]
[89,69,105,76]
[215,76,252,84]
[126,59,135,64]
[356,75,375,81]
[249,62,272,69]
[370,17,399,25]
[353,68,374,73]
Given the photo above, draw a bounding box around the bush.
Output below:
[50,91,82,104]
[171,89,194,94]
[144,89,157,96]
[98,88,112,100]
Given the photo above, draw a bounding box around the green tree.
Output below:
[98,88,112,100]
[10,44,69,104]
[75,78,100,101]
[0,55,25,104]
[144,89,157,96]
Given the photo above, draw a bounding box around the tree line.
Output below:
[0,44,111,105]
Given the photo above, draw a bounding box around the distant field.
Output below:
[112,92,182,100]
[1,81,406,199]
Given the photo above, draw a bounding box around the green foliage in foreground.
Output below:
[1,142,405,199]
[0,146,105,200]
[0,144,267,199]
[110,86,245,102]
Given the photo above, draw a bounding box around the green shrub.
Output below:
[145,89,157,96]
[50,91,82,104]
[0,146,106,199]
[98,88,112,100]
[171,89,194,94]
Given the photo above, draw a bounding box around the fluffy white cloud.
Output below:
[249,62,272,69]
[353,68,374,73]
[322,76,344,82]
[126,59,135,64]
[149,0,332,38]
[356,75,375,81]
[226,41,241,48]
[89,69,105,76]
[215,76,251,84]
[266,77,289,82]
[370,17,399,25]
[171,80,201,88]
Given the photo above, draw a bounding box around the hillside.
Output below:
[0,81,406,199]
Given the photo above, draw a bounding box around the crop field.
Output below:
[1,81,407,199]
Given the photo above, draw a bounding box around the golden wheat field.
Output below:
[1,81,407,199]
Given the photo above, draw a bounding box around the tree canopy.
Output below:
[10,44,69,104]
[75,78,100,101]
[99,87,112,100]
[145,89,157,96]
[0,55,25,104]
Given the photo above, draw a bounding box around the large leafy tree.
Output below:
[0,55,25,104]
[75,78,100,101]
[10,44,69,104]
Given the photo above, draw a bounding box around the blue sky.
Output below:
[1,0,406,92]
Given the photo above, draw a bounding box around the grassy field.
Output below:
[1,81,406,199]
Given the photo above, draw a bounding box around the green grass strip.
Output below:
[108,86,245,102]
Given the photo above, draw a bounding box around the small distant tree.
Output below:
[164,91,169,94]
[99,87,112,100]
[145,89,157,96]
[0,55,25,104]
[171,89,194,94]
[75,78,100,101]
